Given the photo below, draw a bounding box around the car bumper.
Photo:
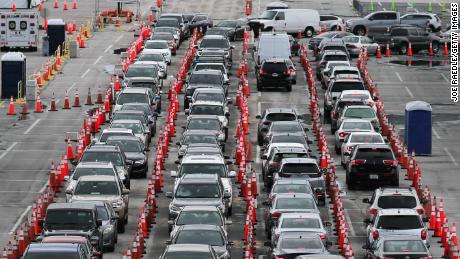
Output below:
[350,168,398,184]
[259,78,290,87]
[131,162,148,175]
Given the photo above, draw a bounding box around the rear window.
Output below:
[324,55,348,62]
[355,148,394,160]
[272,135,306,145]
[266,113,296,121]
[195,64,225,73]
[75,181,119,195]
[324,46,347,52]
[24,252,81,259]
[335,70,359,77]
[342,121,372,130]
[281,163,320,176]
[275,198,315,210]
[72,167,115,180]
[189,73,222,85]
[344,107,375,118]
[377,196,417,209]
[350,135,384,143]
[272,184,312,194]
[262,62,288,73]
[383,240,427,253]
[271,123,302,133]
[281,217,320,228]
[200,38,229,49]
[280,237,323,250]
[331,82,365,92]
[145,41,168,49]
[376,215,423,229]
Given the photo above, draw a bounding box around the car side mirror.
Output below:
[176,141,181,146]
[304,127,309,132]
[165,240,172,245]
[63,176,69,181]
[332,96,337,101]
[256,115,261,119]
[225,111,230,117]
[171,171,178,177]
[228,171,236,178]
[323,221,332,227]
[167,220,174,225]
[184,109,190,115]
[224,192,231,198]
[165,192,173,198]
[38,219,44,227]
[225,220,233,225]
[144,147,150,151]
[122,189,130,195]
[362,198,370,203]
[261,154,268,160]
[65,189,73,194]
[373,96,379,101]
[230,45,235,49]
[193,44,198,49]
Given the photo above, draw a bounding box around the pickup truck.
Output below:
[345,11,401,36]
[372,25,442,55]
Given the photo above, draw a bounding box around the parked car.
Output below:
[176,130,221,157]
[109,119,150,146]
[214,19,246,41]
[256,58,293,92]
[340,132,385,166]
[330,98,369,133]
[345,11,401,36]
[400,12,442,32]
[333,118,375,152]
[268,179,314,201]
[151,32,177,55]
[320,14,345,31]
[267,232,329,258]
[136,53,168,79]
[41,235,100,258]
[342,35,379,56]
[106,136,149,178]
[189,13,213,31]
[168,206,228,235]
[336,105,379,132]
[364,235,432,258]
[142,40,172,64]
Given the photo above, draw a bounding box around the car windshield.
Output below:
[384,240,427,253]
[145,41,169,49]
[266,113,296,121]
[117,93,149,105]
[164,252,214,259]
[281,217,321,228]
[378,196,417,209]
[343,36,359,43]
[275,153,309,161]
[177,211,223,226]
[125,66,157,77]
[180,164,226,177]
[377,215,423,229]
[189,73,222,85]
[129,82,157,89]
[175,183,220,198]
[331,82,365,92]
[344,108,375,118]
[110,122,143,134]
[175,230,224,246]
[200,38,229,49]
[97,206,109,220]
[139,54,165,62]
[196,65,225,74]
[260,10,277,19]
[272,135,307,145]
[45,210,93,227]
[113,113,147,124]
[183,135,217,144]
[280,237,323,250]
[152,33,174,41]
[342,121,372,130]
[99,132,133,142]
[192,15,207,22]
[271,123,302,133]
[350,134,384,143]
[263,62,288,73]
[327,62,348,69]
[74,181,119,195]
[273,183,312,194]
[106,139,143,152]
[157,19,178,27]
[80,152,124,166]
[72,167,115,180]
[275,198,315,210]
[191,105,224,116]
[155,27,176,34]
[188,119,221,130]
[281,163,321,176]
[356,148,393,160]
[216,20,237,27]
[195,92,224,102]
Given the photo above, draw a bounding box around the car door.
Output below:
[408,28,422,49]
[367,12,387,35]
[273,11,286,31]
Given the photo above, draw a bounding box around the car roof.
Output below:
[264,57,288,63]
[337,98,366,103]
[281,157,318,164]
[344,105,373,110]
[179,224,222,231]
[274,193,315,199]
[166,244,212,253]
[191,69,223,75]
[184,130,218,136]
[47,202,96,210]
[78,175,117,182]
[106,136,142,142]
[194,88,225,94]
[279,231,322,239]
[271,132,305,137]
[181,154,224,164]
[191,100,223,106]
[146,39,169,44]
[181,206,221,212]
[41,236,89,243]
[376,187,416,196]
[355,143,390,149]
[341,118,372,123]
[202,35,227,40]
[271,121,301,126]
[27,243,80,252]
[279,212,321,219]
[120,88,149,94]
[114,110,145,115]
[377,208,420,216]
[274,179,311,185]
[349,132,381,136]
[340,90,369,95]
[274,146,308,153]
[377,235,426,241]
[195,63,225,67]
[102,128,133,133]
[188,115,221,121]
[111,119,143,124]
[265,107,296,114]
[322,50,348,55]
[75,162,114,168]
[86,144,120,151]
[181,173,219,183]
[332,66,357,71]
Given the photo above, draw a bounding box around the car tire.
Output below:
[353,26,366,36]
[258,135,264,146]
[117,221,125,233]
[335,145,340,154]
[106,239,115,252]
[286,84,292,92]
[432,41,440,53]
[257,80,262,91]
[399,43,408,55]
[304,27,314,38]
[323,108,331,124]
[227,206,233,216]
[331,25,337,31]
[331,124,336,134]
[391,177,399,187]
[347,174,356,190]
[292,79,297,85]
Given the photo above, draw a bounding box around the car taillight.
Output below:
[259,69,267,75]
[420,257,433,259]
[332,111,338,119]
[373,229,379,240]
[346,44,357,49]
[417,208,424,215]
[319,233,327,239]
[368,101,375,107]
[351,159,366,165]
[421,229,427,240]
[275,256,284,259]
[347,146,353,152]
[338,132,349,138]
[369,208,377,216]
[383,160,398,166]
[286,69,295,75]
[272,211,281,219]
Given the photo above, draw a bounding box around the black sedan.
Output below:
[106,136,149,178]
[214,19,246,41]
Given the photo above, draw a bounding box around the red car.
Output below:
[41,236,102,259]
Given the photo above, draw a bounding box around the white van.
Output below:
[251,9,320,37]
[255,32,290,66]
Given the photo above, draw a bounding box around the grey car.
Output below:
[167,225,231,259]
[176,130,221,157]
[160,244,218,259]
[168,205,228,235]
[106,136,149,178]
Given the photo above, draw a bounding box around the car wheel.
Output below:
[331,124,336,134]
[292,79,297,85]
[286,84,292,92]
[347,175,356,190]
[353,26,366,36]
[117,221,125,233]
[257,135,264,146]
[304,27,314,38]
[335,144,340,154]
[432,41,440,53]
[106,238,115,252]
[257,79,262,91]
[227,206,233,216]
[399,43,408,55]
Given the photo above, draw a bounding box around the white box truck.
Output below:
[0,10,39,51]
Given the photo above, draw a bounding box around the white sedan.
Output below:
[334,119,375,154]
[142,40,171,64]
[340,131,385,166]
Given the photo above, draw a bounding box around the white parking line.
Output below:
[68,82,77,92]
[80,68,91,78]
[395,72,403,82]
[9,205,31,234]
[24,119,41,135]
[0,142,18,160]
[104,44,113,53]
[404,86,414,98]
[257,101,261,116]
[93,55,103,65]
[115,35,124,42]
[441,73,449,83]
[432,127,441,139]
[444,147,459,166]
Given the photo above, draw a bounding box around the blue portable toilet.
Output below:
[405,101,432,155]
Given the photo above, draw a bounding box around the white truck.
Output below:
[0,10,39,51]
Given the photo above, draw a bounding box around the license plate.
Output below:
[369,174,378,180]
[272,73,278,77]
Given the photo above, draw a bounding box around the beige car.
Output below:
[66,175,129,232]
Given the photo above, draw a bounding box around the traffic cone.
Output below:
[407,42,413,56]
[439,199,446,223]
[12,3,16,11]
[114,73,121,92]
[428,42,433,56]
[7,96,16,115]
[72,0,77,9]
[35,96,43,113]
[38,3,42,11]
[376,46,382,58]
[149,10,153,23]
[434,210,442,237]
[49,93,57,111]
[79,37,86,48]
[73,89,81,107]
[85,88,93,105]
[21,97,30,115]
[53,0,58,8]
[443,41,449,56]
[429,202,436,230]
[67,139,75,161]
[63,92,71,109]
[63,1,68,10]
[44,17,48,31]
[96,87,103,104]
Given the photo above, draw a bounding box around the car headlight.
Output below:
[112,199,123,208]
[135,159,146,165]
[103,225,114,234]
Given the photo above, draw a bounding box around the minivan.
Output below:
[255,32,290,66]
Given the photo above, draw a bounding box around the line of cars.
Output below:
[310,21,434,258]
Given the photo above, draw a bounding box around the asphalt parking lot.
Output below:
[0,0,457,258]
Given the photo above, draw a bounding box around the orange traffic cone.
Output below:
[114,73,121,92]
[49,93,57,111]
[96,87,103,104]
[21,97,30,115]
[85,88,93,105]
[429,202,437,230]
[443,41,449,56]
[73,89,81,107]
[79,37,86,48]
[44,17,48,31]
[434,210,442,237]
[376,46,382,58]
[149,10,153,23]
[53,0,58,8]
[63,1,68,10]
[7,96,16,115]
[35,96,43,113]
[38,3,42,11]
[12,3,16,11]
[67,139,75,161]
[428,42,433,56]
[72,0,77,9]
[407,42,413,56]
[62,92,71,109]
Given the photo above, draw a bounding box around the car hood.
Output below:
[70,195,121,202]
[172,198,222,207]
[124,152,145,161]
[43,229,93,237]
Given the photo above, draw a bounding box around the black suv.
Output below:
[346,144,399,190]
[256,58,293,92]
[256,108,298,145]
[40,203,103,252]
